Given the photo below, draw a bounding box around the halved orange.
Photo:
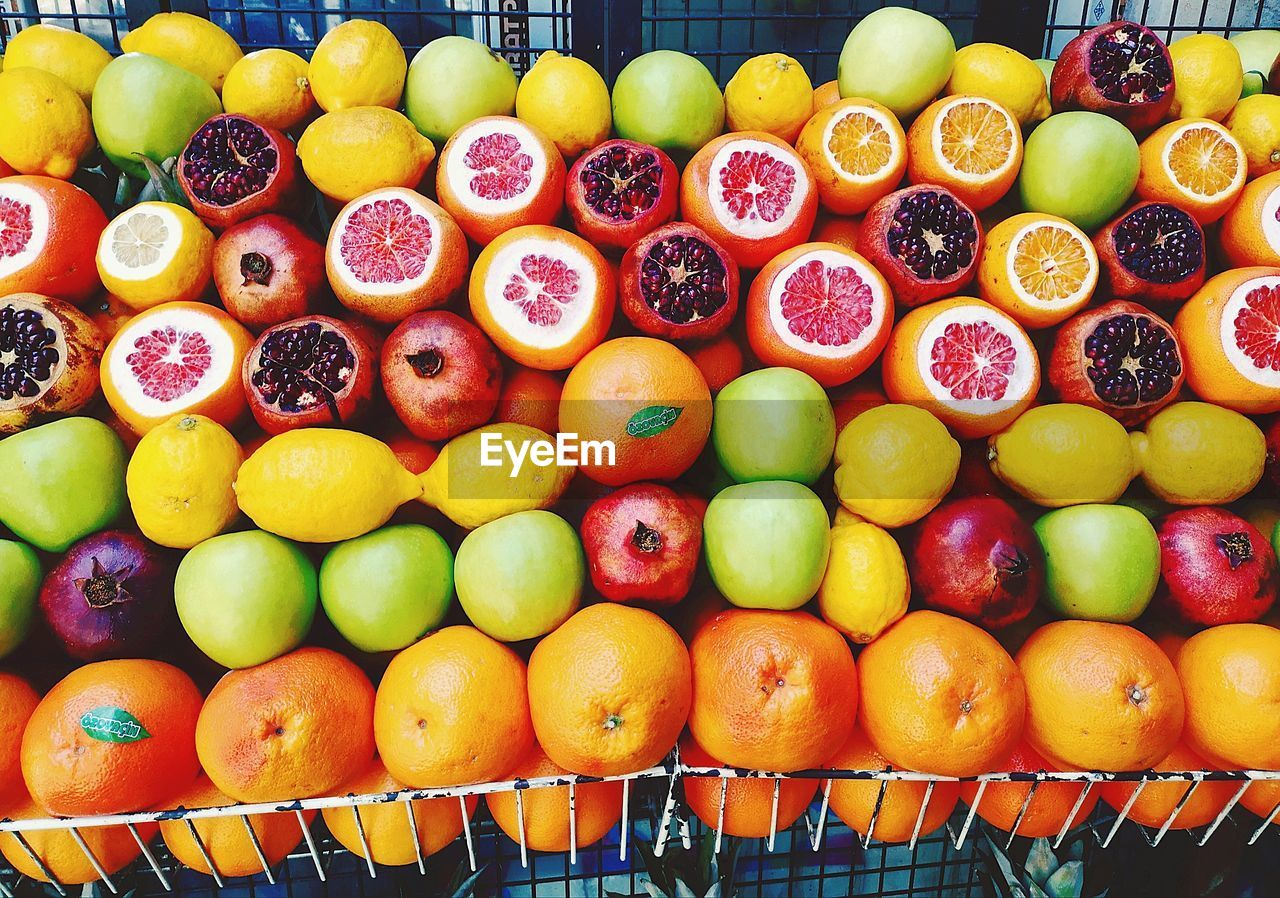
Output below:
[795,98,906,215]
[907,95,1023,211]
[1137,119,1247,224]
[978,212,1098,329]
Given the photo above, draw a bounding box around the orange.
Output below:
[811,213,862,251]
[681,736,818,839]
[880,297,1040,439]
[1240,779,1280,823]
[528,603,691,777]
[0,174,109,304]
[795,99,907,215]
[1175,623,1280,770]
[812,79,842,112]
[0,789,157,885]
[0,672,38,807]
[379,425,439,476]
[959,738,1099,838]
[89,293,136,340]
[160,776,315,877]
[687,332,745,395]
[977,212,1098,329]
[830,376,887,434]
[1173,267,1280,414]
[1100,741,1235,830]
[486,742,624,851]
[375,626,534,787]
[1136,119,1247,224]
[559,336,712,486]
[689,609,858,772]
[494,364,563,435]
[196,647,376,804]
[323,758,475,865]
[859,610,1024,778]
[21,659,201,817]
[1017,621,1184,772]
[906,95,1023,211]
[826,724,960,844]
[1219,169,1280,268]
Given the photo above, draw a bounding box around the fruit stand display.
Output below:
[5,2,1280,898]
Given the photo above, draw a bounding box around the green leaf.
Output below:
[641,882,668,898]
[626,405,683,438]
[1044,861,1084,898]
[136,155,189,208]
[80,706,150,743]
[445,862,487,898]
[1025,838,1059,887]
[1027,881,1050,898]
[673,880,697,898]
[981,833,1022,889]
[114,170,136,211]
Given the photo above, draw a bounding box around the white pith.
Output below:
[820,103,903,184]
[97,203,183,282]
[765,248,889,359]
[0,183,49,280]
[930,96,1020,184]
[1220,274,1280,388]
[481,236,598,350]
[1005,218,1099,310]
[1159,121,1247,202]
[913,302,1037,414]
[1260,185,1280,257]
[107,306,237,417]
[327,187,442,296]
[443,119,549,216]
[706,137,809,240]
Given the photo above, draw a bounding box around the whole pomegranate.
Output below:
[178,114,302,229]
[0,293,103,434]
[1157,507,1277,626]
[212,214,327,331]
[1050,21,1175,131]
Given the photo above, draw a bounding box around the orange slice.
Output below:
[795,98,906,215]
[978,212,1098,329]
[907,95,1023,211]
[1137,119,1247,224]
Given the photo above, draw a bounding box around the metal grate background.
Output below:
[1042,0,1279,57]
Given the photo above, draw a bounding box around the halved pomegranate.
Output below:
[1049,299,1184,426]
[566,139,678,253]
[1051,21,1175,132]
[178,114,302,230]
[243,315,376,434]
[1094,202,1206,303]
[619,222,739,342]
[0,293,103,434]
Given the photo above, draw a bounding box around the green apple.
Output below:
[1034,504,1160,622]
[404,36,517,146]
[838,7,957,117]
[454,510,583,642]
[1033,58,1055,90]
[612,50,725,157]
[1230,30,1280,96]
[712,368,836,485]
[703,480,831,610]
[0,540,39,659]
[320,524,454,653]
[0,417,126,552]
[1017,112,1140,232]
[175,530,317,668]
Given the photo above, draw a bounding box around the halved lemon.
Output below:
[907,95,1023,212]
[1137,119,1247,224]
[978,212,1098,329]
[795,98,907,215]
[95,201,215,310]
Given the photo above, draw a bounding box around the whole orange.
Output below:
[0,789,157,884]
[1100,740,1236,830]
[0,672,38,807]
[494,364,563,435]
[687,332,745,395]
[681,736,818,839]
[959,738,1099,838]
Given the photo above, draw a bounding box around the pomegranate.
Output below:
[1050,21,1175,132]
[566,139,679,252]
[0,293,103,434]
[620,222,740,342]
[213,214,326,331]
[1093,202,1206,303]
[1049,300,1184,426]
[909,495,1043,629]
[39,531,176,662]
[859,184,983,308]
[243,315,377,434]
[178,114,301,230]
[381,310,503,441]
[580,482,703,606]
[1157,507,1277,626]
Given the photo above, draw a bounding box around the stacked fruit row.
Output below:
[3,4,1280,886]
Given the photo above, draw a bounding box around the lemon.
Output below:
[1168,34,1244,122]
[127,414,242,549]
[817,520,910,643]
[96,202,215,310]
[833,404,960,528]
[235,428,421,543]
[832,506,865,528]
[515,50,611,158]
[308,19,406,112]
[1132,402,1265,505]
[298,106,435,202]
[419,422,574,530]
[222,49,316,132]
[120,12,243,93]
[0,68,93,180]
[945,42,1052,126]
[989,404,1137,507]
[1226,93,1280,179]
[2,24,111,106]
[724,53,814,143]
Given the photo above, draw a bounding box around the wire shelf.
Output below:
[1043,0,1276,56]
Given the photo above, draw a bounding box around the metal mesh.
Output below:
[1043,0,1280,57]
[0,0,131,52]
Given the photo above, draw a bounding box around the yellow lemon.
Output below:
[2,23,111,106]
[419,422,574,530]
[724,53,813,143]
[0,68,93,180]
[298,106,435,202]
[817,520,910,643]
[127,414,242,549]
[515,50,611,158]
[222,49,316,132]
[988,404,1138,507]
[833,404,960,528]
[1132,401,1265,505]
[235,428,422,543]
[945,42,1052,126]
[96,202,215,310]
[1168,34,1244,122]
[308,19,406,111]
[120,12,244,93]
[1226,93,1280,179]
[832,506,865,528]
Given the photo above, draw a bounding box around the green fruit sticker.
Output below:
[80,706,151,744]
[626,406,683,438]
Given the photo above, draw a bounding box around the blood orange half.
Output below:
[469,225,615,371]
[436,116,566,246]
[746,242,893,387]
[0,175,108,305]
[326,187,469,324]
[680,131,818,269]
[882,297,1040,439]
